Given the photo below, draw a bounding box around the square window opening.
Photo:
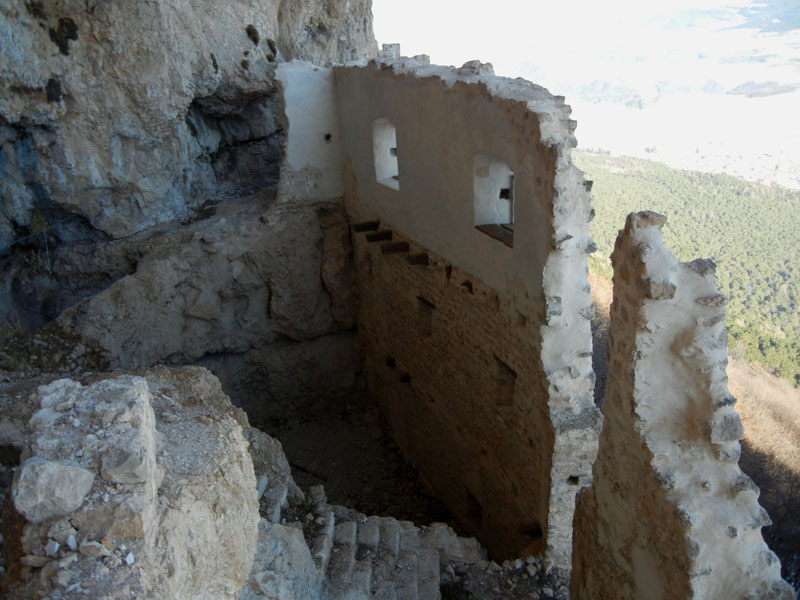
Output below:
[373,118,400,190]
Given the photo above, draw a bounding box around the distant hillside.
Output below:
[574,150,800,386]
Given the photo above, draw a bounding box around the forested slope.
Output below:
[574,151,800,386]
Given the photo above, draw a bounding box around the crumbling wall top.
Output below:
[368,45,578,151]
[571,211,794,599]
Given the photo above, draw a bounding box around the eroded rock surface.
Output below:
[0,0,376,247]
[0,0,375,399]
[0,194,359,423]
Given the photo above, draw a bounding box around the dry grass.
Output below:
[731,358,800,476]
[730,358,800,587]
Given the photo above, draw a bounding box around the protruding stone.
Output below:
[52,569,73,590]
[640,277,676,300]
[78,540,109,558]
[13,458,95,523]
[710,412,744,444]
[100,443,149,484]
[711,395,737,410]
[686,258,716,276]
[378,43,401,59]
[733,474,759,493]
[546,297,563,317]
[626,210,667,231]
[458,60,494,75]
[695,294,728,307]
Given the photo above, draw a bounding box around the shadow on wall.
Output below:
[185,92,285,199]
[741,442,800,588]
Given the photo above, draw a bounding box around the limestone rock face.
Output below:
[36,196,359,421]
[3,368,260,600]
[0,0,376,249]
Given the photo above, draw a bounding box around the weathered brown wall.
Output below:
[349,205,554,559]
[334,53,601,563]
[571,212,794,599]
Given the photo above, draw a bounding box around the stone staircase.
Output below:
[240,442,486,600]
[240,429,570,600]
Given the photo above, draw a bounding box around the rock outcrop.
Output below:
[0,0,375,414]
[1,367,259,599]
[42,195,357,422]
[0,0,376,247]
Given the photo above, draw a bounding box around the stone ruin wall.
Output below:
[327,52,602,563]
[347,208,557,560]
[570,212,794,599]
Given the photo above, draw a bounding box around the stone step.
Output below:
[373,580,398,600]
[308,508,335,575]
[398,521,420,553]
[419,523,485,567]
[334,520,358,546]
[378,517,401,556]
[326,521,357,584]
[357,515,381,551]
[351,559,373,596]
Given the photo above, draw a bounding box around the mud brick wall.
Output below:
[347,205,592,561]
[334,53,601,563]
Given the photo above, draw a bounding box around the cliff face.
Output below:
[0,0,376,244]
[0,0,375,417]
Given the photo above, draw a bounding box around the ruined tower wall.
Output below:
[570,212,794,599]
[347,207,555,560]
[333,54,601,562]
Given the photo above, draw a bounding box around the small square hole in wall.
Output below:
[495,355,517,406]
[372,118,399,190]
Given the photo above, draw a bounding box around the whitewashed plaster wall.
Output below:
[276,61,343,203]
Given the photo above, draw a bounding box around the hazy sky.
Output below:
[372,0,800,92]
[372,1,800,187]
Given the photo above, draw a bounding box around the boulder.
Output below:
[12,457,95,523]
[4,368,260,599]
